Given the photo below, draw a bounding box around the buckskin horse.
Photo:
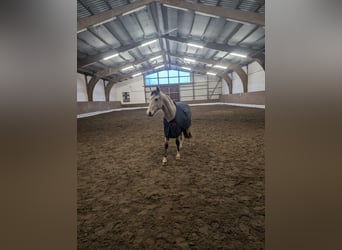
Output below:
[146,86,192,165]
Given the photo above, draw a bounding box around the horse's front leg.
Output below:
[179,133,183,149]
[162,137,169,165]
[176,136,181,160]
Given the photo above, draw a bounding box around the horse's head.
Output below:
[147,86,163,117]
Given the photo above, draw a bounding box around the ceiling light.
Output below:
[140,39,158,47]
[132,72,142,77]
[77,28,87,34]
[122,65,134,71]
[184,58,196,63]
[226,18,251,25]
[182,67,191,71]
[206,72,216,76]
[206,64,213,67]
[187,43,204,49]
[103,53,119,60]
[92,17,116,27]
[195,11,219,18]
[230,52,247,58]
[154,65,164,70]
[163,4,188,12]
[122,6,146,16]
[149,55,162,61]
[213,65,227,69]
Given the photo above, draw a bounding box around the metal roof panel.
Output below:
[80,0,110,14]
[87,26,121,48]
[118,15,144,41]
[190,15,211,39]
[228,24,258,45]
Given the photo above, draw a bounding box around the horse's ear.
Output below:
[156,86,160,93]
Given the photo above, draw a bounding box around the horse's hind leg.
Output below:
[186,128,192,139]
[176,137,181,160]
[163,137,169,165]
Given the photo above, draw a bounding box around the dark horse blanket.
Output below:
[163,102,192,138]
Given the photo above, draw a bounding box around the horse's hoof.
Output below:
[162,157,167,165]
[176,154,180,160]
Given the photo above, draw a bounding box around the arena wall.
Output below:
[77,61,265,113]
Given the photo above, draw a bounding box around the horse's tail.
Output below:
[183,128,192,139]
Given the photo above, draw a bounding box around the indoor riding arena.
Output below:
[78,105,264,249]
[77,0,265,249]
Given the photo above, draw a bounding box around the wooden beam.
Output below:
[95,52,164,78]
[110,62,164,84]
[77,0,264,71]
[105,62,232,95]
[78,0,264,32]
[106,63,234,99]
[170,61,234,93]
[111,60,231,85]
[233,66,248,92]
[170,54,244,93]
[160,0,264,26]
[105,82,114,101]
[168,63,219,78]
[170,54,248,93]
[169,53,247,93]
[88,52,250,94]
[220,73,233,94]
[149,2,168,66]
[165,35,257,57]
[78,34,259,69]
[78,0,154,31]
[168,63,232,93]
[78,37,160,68]
[169,52,238,70]
[86,76,100,101]
[253,54,265,70]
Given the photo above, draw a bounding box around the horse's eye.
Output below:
[154,98,159,101]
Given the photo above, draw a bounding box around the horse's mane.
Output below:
[161,92,175,105]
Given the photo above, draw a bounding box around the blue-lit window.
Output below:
[146,72,158,79]
[179,71,188,77]
[145,70,191,86]
[168,70,179,77]
[158,71,168,78]
[159,78,169,84]
[146,78,158,85]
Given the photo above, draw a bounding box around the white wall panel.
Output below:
[179,85,193,101]
[232,72,244,94]
[194,87,207,100]
[111,76,145,104]
[76,62,264,103]
[248,61,263,74]
[247,62,265,92]
[77,73,88,101]
[207,78,220,99]
[194,74,207,85]
[193,75,208,100]
[228,62,265,94]
[93,79,106,101]
[222,80,230,94]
